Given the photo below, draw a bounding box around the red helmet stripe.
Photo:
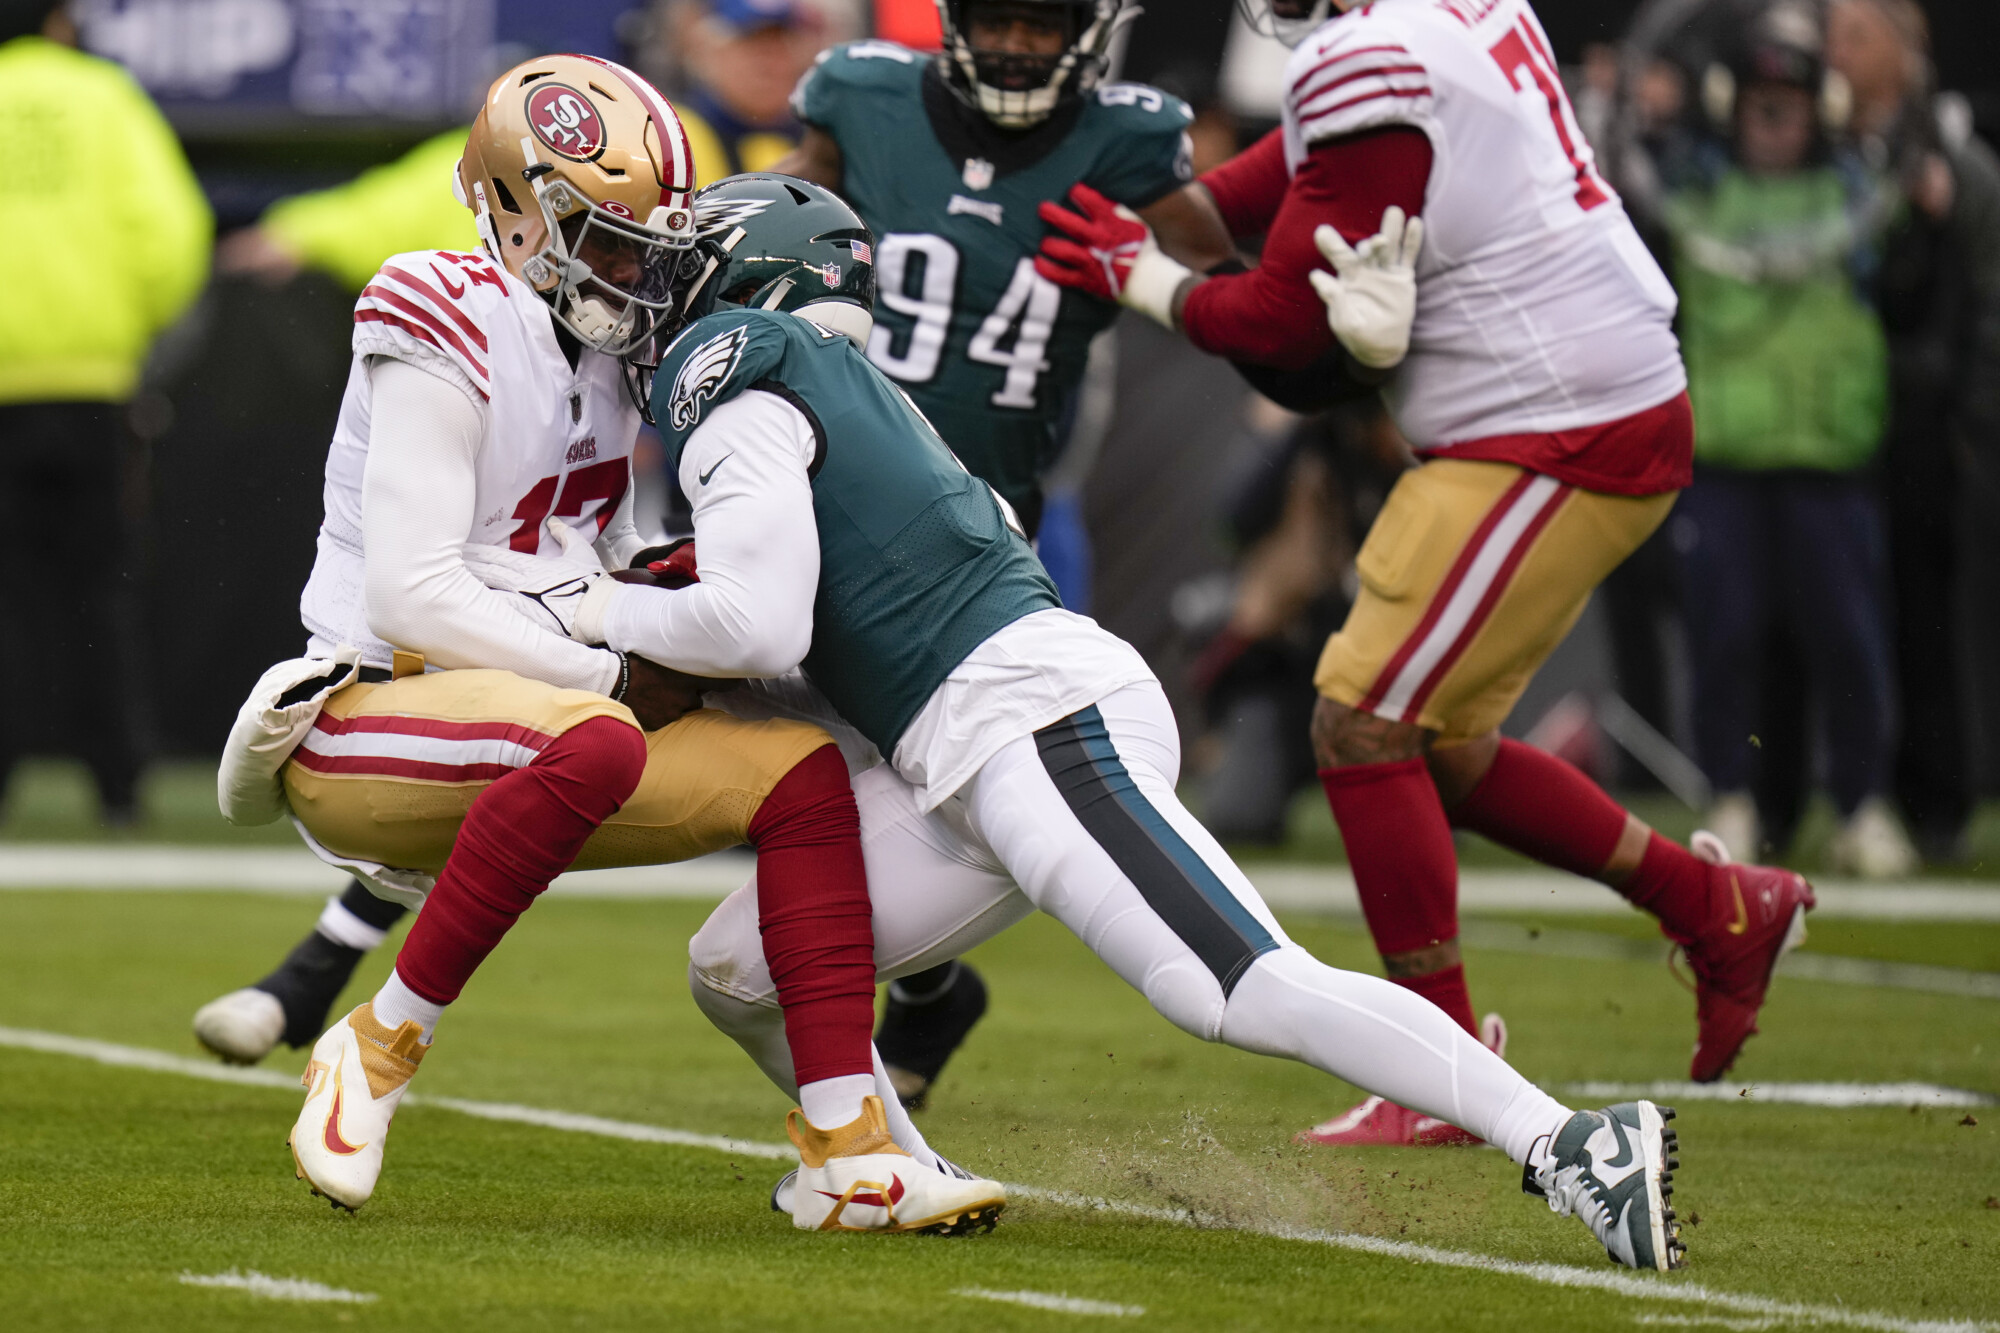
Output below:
[573,54,695,202]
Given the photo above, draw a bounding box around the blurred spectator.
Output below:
[1829,0,2000,862]
[1186,403,1410,843]
[0,0,211,822]
[642,0,824,173]
[1659,2,1917,875]
[215,131,480,291]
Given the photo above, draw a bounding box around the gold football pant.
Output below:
[1315,460,1675,743]
[282,668,833,872]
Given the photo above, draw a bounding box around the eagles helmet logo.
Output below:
[668,325,750,430]
[527,84,606,161]
[696,196,776,239]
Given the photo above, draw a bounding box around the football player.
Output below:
[190,2,1228,1097]
[217,57,1002,1232]
[1029,0,1817,1145]
[762,0,1237,1106]
[551,173,1688,1271]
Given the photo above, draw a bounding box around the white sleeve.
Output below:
[598,389,820,677]
[1285,20,1434,151]
[361,357,622,695]
[593,457,650,569]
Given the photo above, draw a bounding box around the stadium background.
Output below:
[20,0,2000,852]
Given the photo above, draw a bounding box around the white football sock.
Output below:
[370,968,444,1043]
[315,894,391,951]
[685,969,945,1170]
[1221,946,1571,1165]
[798,1073,875,1129]
[870,1045,942,1170]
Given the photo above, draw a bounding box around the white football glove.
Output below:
[1308,206,1424,370]
[460,518,618,642]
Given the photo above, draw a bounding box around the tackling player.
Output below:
[1030,0,1817,1145]
[763,0,1236,1105]
[217,57,1002,1232]
[532,173,1690,1270]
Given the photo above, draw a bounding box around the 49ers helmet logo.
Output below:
[526,84,605,161]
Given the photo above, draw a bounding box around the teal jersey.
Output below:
[651,306,1061,752]
[793,41,1193,531]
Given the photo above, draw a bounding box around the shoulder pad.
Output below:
[654,309,789,434]
[353,250,512,402]
[795,40,924,112]
[1284,11,1434,148]
[1088,82,1195,129]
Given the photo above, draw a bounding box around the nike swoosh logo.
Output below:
[1725,871,1749,936]
[698,453,732,486]
[1601,1114,1636,1170]
[322,1055,366,1156]
[817,1173,905,1209]
[431,265,466,299]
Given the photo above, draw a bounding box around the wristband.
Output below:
[610,650,631,702]
[1121,245,1196,330]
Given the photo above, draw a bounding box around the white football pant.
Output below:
[690,681,1568,1166]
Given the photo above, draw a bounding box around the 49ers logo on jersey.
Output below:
[527,84,606,161]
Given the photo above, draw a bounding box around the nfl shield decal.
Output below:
[527,85,606,161]
[962,157,995,191]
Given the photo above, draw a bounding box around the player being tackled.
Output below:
[215,56,1000,1229]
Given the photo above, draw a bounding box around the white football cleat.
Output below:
[785,1095,1004,1234]
[193,988,285,1065]
[1524,1100,1684,1270]
[287,1003,428,1211]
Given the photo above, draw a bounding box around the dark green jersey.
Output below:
[793,41,1193,532]
[652,306,1061,752]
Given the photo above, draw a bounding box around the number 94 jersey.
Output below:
[1282,0,1685,448]
[794,42,1193,528]
[300,248,639,664]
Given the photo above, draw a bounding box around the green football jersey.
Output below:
[792,41,1194,533]
[651,306,1061,752]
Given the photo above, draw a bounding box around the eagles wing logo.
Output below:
[668,325,750,431]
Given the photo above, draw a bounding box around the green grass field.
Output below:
[3,874,1998,1330]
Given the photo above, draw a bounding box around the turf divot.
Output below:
[4,1024,1991,1333]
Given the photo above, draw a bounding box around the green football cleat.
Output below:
[1523,1100,1685,1271]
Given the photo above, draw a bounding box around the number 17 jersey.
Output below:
[1284,0,1685,452]
[300,249,638,666]
[794,42,1193,529]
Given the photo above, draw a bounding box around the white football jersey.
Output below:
[300,249,641,664]
[1282,0,1685,446]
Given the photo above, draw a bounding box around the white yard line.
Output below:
[955,1288,1145,1317]
[4,1026,1991,1333]
[1565,1081,1995,1108]
[178,1269,376,1303]
[5,845,1999,920]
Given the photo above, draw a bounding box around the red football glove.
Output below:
[621,538,700,589]
[1035,183,1151,302]
[646,539,700,589]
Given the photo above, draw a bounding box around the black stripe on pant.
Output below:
[1034,706,1279,996]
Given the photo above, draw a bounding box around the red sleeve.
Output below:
[1181,126,1433,371]
[1198,128,1291,238]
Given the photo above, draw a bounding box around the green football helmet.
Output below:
[681,174,878,348]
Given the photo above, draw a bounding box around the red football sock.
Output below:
[1452,738,1716,940]
[748,744,876,1087]
[1622,833,1719,943]
[1318,758,1476,1035]
[394,716,645,1005]
[1450,738,1626,877]
[1391,962,1477,1037]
